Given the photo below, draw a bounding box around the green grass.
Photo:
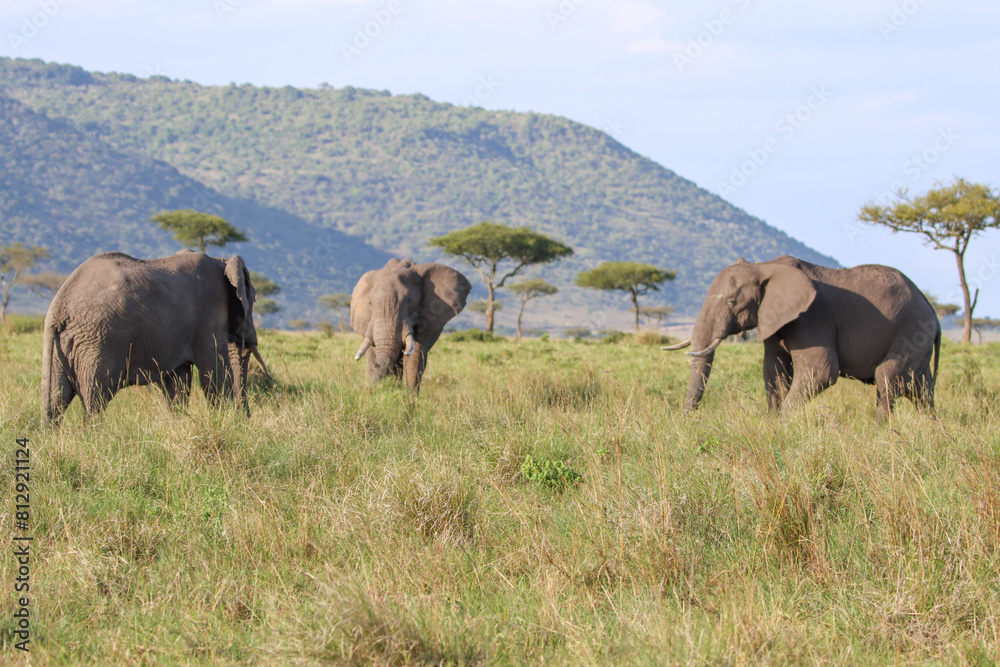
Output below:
[1,330,999,664]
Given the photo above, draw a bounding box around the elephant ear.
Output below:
[225,256,252,345]
[350,270,377,336]
[757,264,817,340]
[414,263,471,343]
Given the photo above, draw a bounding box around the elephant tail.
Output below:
[41,319,75,424]
[932,325,941,384]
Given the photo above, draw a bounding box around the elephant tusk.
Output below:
[354,336,372,361]
[661,339,691,351]
[250,344,274,380]
[403,333,415,356]
[688,337,723,357]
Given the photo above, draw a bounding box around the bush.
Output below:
[601,331,631,345]
[3,314,45,333]
[635,330,675,346]
[520,455,582,491]
[448,330,506,343]
[563,327,592,339]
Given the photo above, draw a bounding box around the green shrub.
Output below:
[601,331,631,345]
[520,454,582,491]
[448,329,506,343]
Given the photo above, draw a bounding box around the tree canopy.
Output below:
[859,178,1000,343]
[0,242,50,322]
[509,279,558,340]
[319,292,352,332]
[576,261,676,332]
[151,209,248,253]
[430,221,572,333]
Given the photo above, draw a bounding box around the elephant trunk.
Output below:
[683,305,731,412]
[369,317,408,382]
[229,342,251,416]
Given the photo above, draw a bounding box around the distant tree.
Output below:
[638,305,675,329]
[250,272,280,298]
[0,242,50,323]
[508,279,558,340]
[429,222,573,333]
[289,319,311,331]
[468,299,502,328]
[250,272,281,326]
[923,292,960,320]
[20,271,67,296]
[151,209,247,253]
[255,298,281,326]
[971,317,1000,344]
[859,178,1000,343]
[318,292,352,333]
[576,262,676,333]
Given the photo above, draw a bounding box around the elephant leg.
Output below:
[909,366,936,415]
[402,341,427,392]
[874,357,913,420]
[763,338,792,411]
[160,363,193,409]
[781,348,838,413]
[196,344,232,408]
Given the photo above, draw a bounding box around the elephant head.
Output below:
[350,258,471,390]
[665,258,816,411]
[223,255,272,404]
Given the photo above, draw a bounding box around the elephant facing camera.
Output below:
[350,258,471,391]
[41,250,272,424]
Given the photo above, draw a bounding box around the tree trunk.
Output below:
[955,249,973,344]
[485,283,496,334]
[516,299,526,341]
[631,291,640,333]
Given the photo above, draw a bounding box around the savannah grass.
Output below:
[0,329,998,664]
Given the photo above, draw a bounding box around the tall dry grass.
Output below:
[0,329,997,664]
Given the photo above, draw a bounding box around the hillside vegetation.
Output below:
[0,330,997,663]
[1,57,836,325]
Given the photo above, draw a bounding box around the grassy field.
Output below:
[1,328,998,665]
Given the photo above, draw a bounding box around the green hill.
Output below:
[0,57,836,328]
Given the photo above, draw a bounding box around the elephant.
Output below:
[663,256,940,418]
[42,250,271,423]
[350,258,471,390]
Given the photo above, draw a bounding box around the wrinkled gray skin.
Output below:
[351,258,471,390]
[42,250,268,423]
[667,256,940,419]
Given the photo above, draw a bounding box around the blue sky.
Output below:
[3,0,999,316]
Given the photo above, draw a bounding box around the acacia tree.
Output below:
[638,305,675,329]
[0,242,50,323]
[151,209,247,252]
[508,279,558,340]
[971,317,1000,344]
[923,292,960,320]
[576,261,676,333]
[318,292,352,333]
[859,178,1000,343]
[467,299,502,329]
[429,222,573,333]
[250,271,281,326]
